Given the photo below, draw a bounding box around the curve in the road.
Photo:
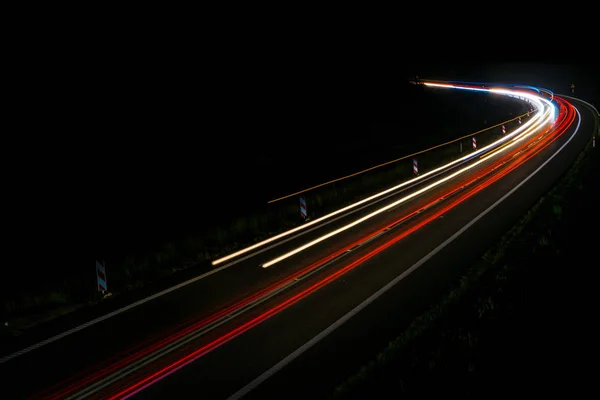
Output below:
[226,105,583,400]
[45,84,572,400]
[99,91,576,400]
[0,82,543,367]
[5,81,591,400]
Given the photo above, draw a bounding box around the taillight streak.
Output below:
[49,98,572,400]
[106,99,574,400]
[41,96,573,400]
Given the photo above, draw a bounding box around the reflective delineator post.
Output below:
[96,260,107,293]
[413,158,418,175]
[300,196,307,219]
[472,136,476,150]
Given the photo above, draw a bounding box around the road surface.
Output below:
[0,84,596,400]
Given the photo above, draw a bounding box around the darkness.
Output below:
[96,67,433,258]
[93,58,598,265]
[96,58,417,259]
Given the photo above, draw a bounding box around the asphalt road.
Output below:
[129,96,595,400]
[0,93,595,400]
[0,143,503,398]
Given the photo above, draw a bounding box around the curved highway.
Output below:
[1,82,596,400]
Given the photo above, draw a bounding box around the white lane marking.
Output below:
[225,106,583,400]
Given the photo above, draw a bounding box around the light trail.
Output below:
[211,83,545,266]
[45,144,527,399]
[107,98,575,400]
[42,107,556,399]
[12,81,552,398]
[266,110,533,204]
[260,84,554,268]
[47,126,540,399]
[40,87,574,400]
[227,100,579,400]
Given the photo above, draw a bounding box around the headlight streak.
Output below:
[427,79,555,101]
[211,83,547,267]
[266,108,534,206]
[108,99,575,400]
[39,90,576,400]
[37,81,543,400]
[479,100,554,161]
[41,107,564,400]
[260,85,555,268]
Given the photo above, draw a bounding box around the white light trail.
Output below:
[212,82,549,267]
[261,85,554,268]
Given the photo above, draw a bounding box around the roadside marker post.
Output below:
[96,260,107,293]
[300,196,307,220]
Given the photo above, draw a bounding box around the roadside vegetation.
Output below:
[332,123,598,398]
[1,88,529,337]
